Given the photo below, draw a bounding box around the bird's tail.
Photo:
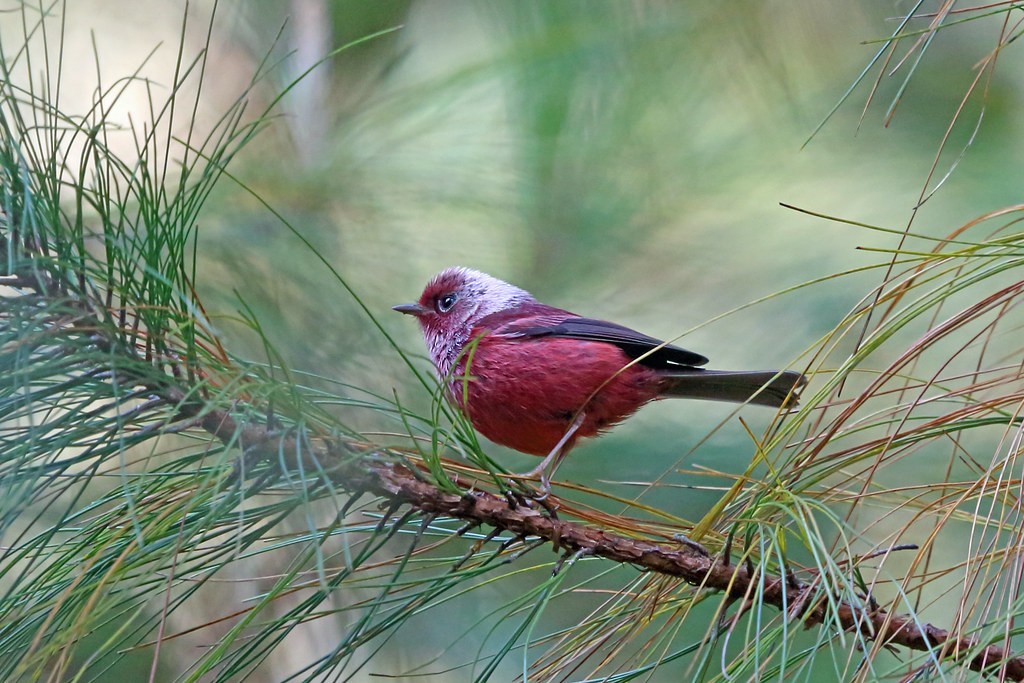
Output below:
[660,369,806,408]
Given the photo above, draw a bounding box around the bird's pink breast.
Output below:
[448,333,663,456]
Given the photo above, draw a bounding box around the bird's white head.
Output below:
[393,266,535,375]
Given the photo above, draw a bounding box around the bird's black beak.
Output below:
[393,302,430,316]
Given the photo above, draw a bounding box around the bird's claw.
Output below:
[502,485,558,517]
[531,490,559,518]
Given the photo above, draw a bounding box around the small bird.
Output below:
[395,267,805,492]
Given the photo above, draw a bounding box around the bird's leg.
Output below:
[518,411,586,498]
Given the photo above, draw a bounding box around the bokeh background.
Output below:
[5,1,1023,679]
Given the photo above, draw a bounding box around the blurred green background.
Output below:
[6,0,1023,679]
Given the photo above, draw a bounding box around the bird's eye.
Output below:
[436,292,458,313]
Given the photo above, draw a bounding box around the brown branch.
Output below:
[177,396,1024,681]
[8,235,1020,679]
[340,462,1023,680]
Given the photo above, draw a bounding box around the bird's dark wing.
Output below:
[492,312,709,368]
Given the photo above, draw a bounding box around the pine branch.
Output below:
[7,212,1023,679]
[176,392,1024,681]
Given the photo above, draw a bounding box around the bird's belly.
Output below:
[450,337,662,456]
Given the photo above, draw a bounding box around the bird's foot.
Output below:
[504,481,559,518]
[533,491,559,518]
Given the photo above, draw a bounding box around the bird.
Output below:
[394,266,806,493]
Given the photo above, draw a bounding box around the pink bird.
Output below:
[395,267,805,493]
